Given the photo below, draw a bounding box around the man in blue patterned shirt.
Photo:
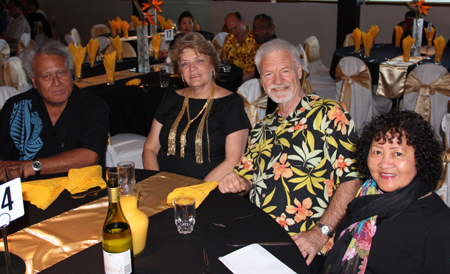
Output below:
[0,41,109,181]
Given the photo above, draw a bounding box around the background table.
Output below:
[330,44,450,85]
[40,187,310,274]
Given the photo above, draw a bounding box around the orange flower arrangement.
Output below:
[406,0,431,18]
[141,0,163,26]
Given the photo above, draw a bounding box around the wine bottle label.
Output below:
[103,249,132,274]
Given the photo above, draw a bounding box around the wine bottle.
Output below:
[102,175,134,274]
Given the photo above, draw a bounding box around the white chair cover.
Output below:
[70,28,82,46]
[336,57,392,131]
[212,32,228,54]
[237,79,267,128]
[90,24,111,38]
[3,57,32,92]
[343,33,354,47]
[297,44,309,75]
[16,33,34,58]
[97,36,111,52]
[400,64,449,142]
[106,41,137,58]
[438,114,450,207]
[106,133,147,169]
[65,33,74,46]
[303,36,336,100]
[0,39,10,61]
[0,86,20,110]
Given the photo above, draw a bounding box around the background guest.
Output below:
[0,0,30,54]
[0,40,110,181]
[25,0,52,41]
[143,32,250,181]
[252,13,276,45]
[324,110,450,274]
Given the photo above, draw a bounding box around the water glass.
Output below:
[117,161,136,190]
[160,71,169,88]
[5,163,24,182]
[174,195,195,234]
[106,167,126,188]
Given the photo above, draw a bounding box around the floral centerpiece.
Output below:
[405,0,431,56]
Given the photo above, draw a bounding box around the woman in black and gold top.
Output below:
[143,32,251,181]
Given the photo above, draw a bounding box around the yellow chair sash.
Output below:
[302,72,313,95]
[237,90,267,128]
[0,42,10,60]
[376,61,409,98]
[404,70,450,122]
[3,59,28,90]
[335,62,372,112]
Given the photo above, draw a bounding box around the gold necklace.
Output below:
[167,84,217,163]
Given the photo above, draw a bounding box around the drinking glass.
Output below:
[174,195,195,234]
[117,161,135,187]
[106,167,126,188]
[5,163,24,182]
[160,71,169,88]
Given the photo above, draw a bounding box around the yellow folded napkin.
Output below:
[152,33,162,60]
[131,15,140,30]
[434,35,445,64]
[368,25,379,44]
[402,35,416,62]
[109,19,120,37]
[126,78,142,86]
[352,28,361,51]
[87,38,99,67]
[22,177,66,210]
[167,181,219,209]
[164,19,173,30]
[425,26,435,48]
[103,50,116,84]
[121,21,129,39]
[109,36,122,62]
[115,17,122,35]
[65,165,106,194]
[68,42,86,80]
[395,25,403,47]
[361,31,373,57]
[157,14,165,31]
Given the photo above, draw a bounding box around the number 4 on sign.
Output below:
[0,178,24,227]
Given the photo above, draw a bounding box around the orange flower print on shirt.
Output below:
[276,213,295,231]
[242,157,254,171]
[286,197,313,223]
[272,153,293,180]
[324,173,334,197]
[288,117,307,133]
[327,105,350,135]
[333,154,353,177]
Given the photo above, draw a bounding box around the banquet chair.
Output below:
[16,33,35,58]
[437,114,450,207]
[400,64,450,143]
[236,78,267,128]
[296,44,313,94]
[3,57,33,92]
[65,28,81,46]
[0,39,11,61]
[343,33,354,47]
[335,56,392,131]
[212,32,228,54]
[105,41,137,58]
[64,34,74,46]
[97,36,111,54]
[90,24,111,38]
[106,133,147,169]
[0,86,20,111]
[304,36,336,100]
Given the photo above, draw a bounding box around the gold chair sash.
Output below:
[237,90,267,128]
[376,61,409,98]
[0,42,10,59]
[437,135,450,190]
[16,39,35,57]
[4,59,28,90]
[302,71,313,95]
[335,61,372,112]
[404,70,450,122]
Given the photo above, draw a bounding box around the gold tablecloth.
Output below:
[0,172,203,274]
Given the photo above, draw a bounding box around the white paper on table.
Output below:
[219,243,296,274]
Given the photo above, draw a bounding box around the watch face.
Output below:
[32,161,42,171]
[321,225,331,234]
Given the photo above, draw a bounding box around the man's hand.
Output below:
[218,172,251,195]
[291,227,329,265]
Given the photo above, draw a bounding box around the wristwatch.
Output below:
[317,222,334,238]
[31,160,42,175]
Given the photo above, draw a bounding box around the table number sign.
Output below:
[165,29,174,41]
[0,178,24,227]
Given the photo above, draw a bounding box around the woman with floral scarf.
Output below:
[323,110,450,274]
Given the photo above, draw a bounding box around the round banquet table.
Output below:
[39,181,310,274]
[330,44,450,85]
